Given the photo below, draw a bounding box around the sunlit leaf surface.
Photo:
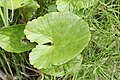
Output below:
[24,12,91,72]
[0,24,36,53]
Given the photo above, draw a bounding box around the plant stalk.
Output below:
[4,0,9,27]
[0,7,7,27]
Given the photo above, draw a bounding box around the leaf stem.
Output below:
[0,7,7,27]
[4,0,9,27]
[2,52,14,80]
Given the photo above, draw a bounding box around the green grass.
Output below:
[0,0,120,80]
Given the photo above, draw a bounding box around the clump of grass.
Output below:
[70,0,120,80]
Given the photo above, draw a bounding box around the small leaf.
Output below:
[24,12,91,69]
[48,4,57,12]
[56,0,98,12]
[41,54,83,77]
[20,1,40,21]
[0,0,39,9]
[0,24,36,53]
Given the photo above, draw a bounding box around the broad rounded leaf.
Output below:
[24,12,91,69]
[0,0,39,9]
[56,0,98,12]
[0,24,36,53]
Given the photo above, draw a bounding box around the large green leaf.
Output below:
[0,24,36,53]
[56,0,98,12]
[0,0,39,9]
[24,12,91,69]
